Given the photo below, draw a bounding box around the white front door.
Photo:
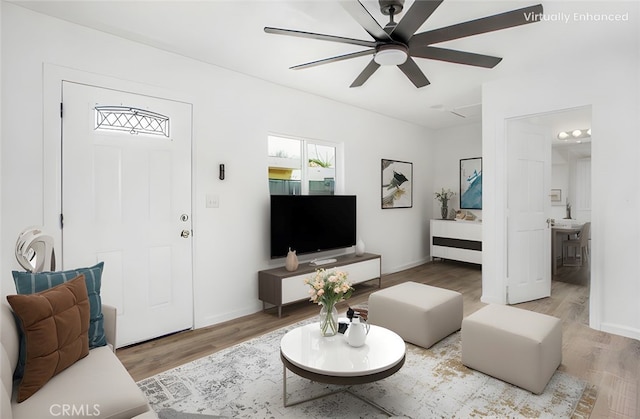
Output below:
[506,119,552,304]
[61,81,193,347]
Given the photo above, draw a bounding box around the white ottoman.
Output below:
[368,282,463,348]
[462,304,562,394]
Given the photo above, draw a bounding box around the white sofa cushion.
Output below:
[3,302,154,419]
[1,365,12,419]
[11,345,150,419]
[2,303,19,419]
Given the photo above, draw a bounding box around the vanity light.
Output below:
[557,128,591,141]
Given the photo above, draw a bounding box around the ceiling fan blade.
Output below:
[411,46,502,68]
[341,1,392,42]
[410,4,543,46]
[264,27,376,48]
[291,49,375,70]
[391,0,444,43]
[398,57,430,88]
[350,60,381,87]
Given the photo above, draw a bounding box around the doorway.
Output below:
[506,106,592,302]
[61,81,194,347]
[549,107,592,286]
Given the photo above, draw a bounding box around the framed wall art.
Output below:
[460,157,482,209]
[381,159,412,209]
[550,188,562,204]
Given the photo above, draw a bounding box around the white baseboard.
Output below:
[480,295,505,305]
[384,257,430,275]
[598,322,640,341]
[195,303,261,329]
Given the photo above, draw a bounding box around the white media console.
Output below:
[258,253,381,317]
[430,219,482,264]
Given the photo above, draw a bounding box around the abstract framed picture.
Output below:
[550,188,562,204]
[460,157,482,209]
[381,159,413,209]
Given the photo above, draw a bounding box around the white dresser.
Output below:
[430,219,482,264]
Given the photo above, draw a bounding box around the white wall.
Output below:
[551,150,570,221]
[552,147,592,222]
[0,2,3,291]
[432,123,482,221]
[0,4,434,328]
[482,31,640,339]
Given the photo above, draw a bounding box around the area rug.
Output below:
[138,320,596,418]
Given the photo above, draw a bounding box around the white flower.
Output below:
[304,268,354,306]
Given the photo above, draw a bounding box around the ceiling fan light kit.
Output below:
[265,0,543,88]
[374,44,408,66]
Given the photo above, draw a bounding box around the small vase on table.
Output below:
[355,238,365,256]
[441,205,448,219]
[435,188,455,221]
[304,268,354,338]
[319,303,339,337]
[285,247,298,271]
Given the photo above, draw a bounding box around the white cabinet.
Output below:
[430,219,482,264]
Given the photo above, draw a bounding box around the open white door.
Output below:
[506,119,552,304]
[61,81,193,347]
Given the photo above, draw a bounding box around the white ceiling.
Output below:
[12,0,636,130]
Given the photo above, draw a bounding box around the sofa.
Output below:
[1,301,157,419]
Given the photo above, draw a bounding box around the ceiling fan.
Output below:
[265,0,543,88]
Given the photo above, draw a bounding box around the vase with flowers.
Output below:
[434,188,455,219]
[304,268,354,336]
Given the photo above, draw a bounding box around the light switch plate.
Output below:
[206,194,219,208]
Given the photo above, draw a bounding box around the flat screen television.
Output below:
[270,195,356,259]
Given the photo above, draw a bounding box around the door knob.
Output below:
[180,214,189,222]
[181,229,191,238]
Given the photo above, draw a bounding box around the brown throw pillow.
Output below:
[7,274,90,402]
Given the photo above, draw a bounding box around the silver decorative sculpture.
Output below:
[15,227,55,273]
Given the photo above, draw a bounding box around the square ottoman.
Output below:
[368,281,463,348]
[461,304,562,394]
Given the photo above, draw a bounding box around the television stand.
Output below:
[258,253,381,317]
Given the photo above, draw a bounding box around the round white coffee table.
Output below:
[280,322,405,414]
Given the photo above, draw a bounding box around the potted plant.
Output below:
[434,188,455,219]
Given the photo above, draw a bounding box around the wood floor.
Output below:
[117,260,639,418]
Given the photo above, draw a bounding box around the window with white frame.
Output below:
[268,135,338,195]
[94,106,170,137]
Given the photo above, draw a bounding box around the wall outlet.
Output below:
[206,194,219,208]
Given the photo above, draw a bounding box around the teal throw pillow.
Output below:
[12,262,107,378]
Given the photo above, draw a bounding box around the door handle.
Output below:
[180,229,191,238]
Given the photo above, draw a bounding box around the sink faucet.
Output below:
[564,202,572,219]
